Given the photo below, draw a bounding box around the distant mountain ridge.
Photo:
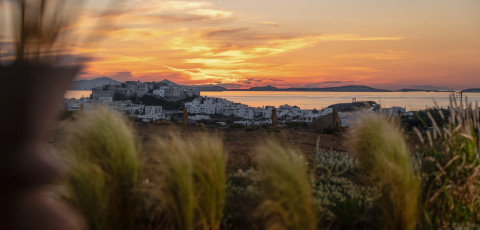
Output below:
[284,85,390,92]
[71,77,120,90]
[397,88,441,92]
[71,77,479,93]
[463,88,480,93]
[226,85,390,92]
[192,85,227,91]
[248,85,279,91]
[225,85,388,92]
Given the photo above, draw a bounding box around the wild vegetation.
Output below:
[416,99,480,228]
[351,114,420,230]
[57,96,480,230]
[62,107,141,230]
[147,134,226,230]
[254,141,316,230]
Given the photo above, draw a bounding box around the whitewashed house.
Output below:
[153,89,165,97]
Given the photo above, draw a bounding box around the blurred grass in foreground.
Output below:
[350,114,420,230]
[254,141,316,230]
[62,107,141,230]
[149,134,226,230]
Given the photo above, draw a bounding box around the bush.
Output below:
[403,108,450,131]
[286,122,309,129]
[222,169,263,230]
[253,141,316,230]
[312,147,377,230]
[350,114,420,230]
[62,107,141,230]
[417,97,480,228]
[229,124,244,129]
[244,125,259,132]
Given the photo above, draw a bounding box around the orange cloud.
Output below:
[55,0,479,90]
[258,21,280,27]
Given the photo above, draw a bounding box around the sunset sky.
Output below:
[1,0,480,90]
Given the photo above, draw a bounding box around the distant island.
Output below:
[283,85,390,92]
[397,89,436,92]
[463,88,480,93]
[71,77,480,93]
[247,85,280,91]
[191,85,227,91]
[229,85,390,92]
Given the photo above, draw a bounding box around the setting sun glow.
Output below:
[1,0,479,90]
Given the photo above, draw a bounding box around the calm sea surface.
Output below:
[202,91,480,111]
[65,90,480,111]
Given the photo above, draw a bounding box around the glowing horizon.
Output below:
[1,0,479,90]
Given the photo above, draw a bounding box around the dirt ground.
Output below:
[134,123,348,169]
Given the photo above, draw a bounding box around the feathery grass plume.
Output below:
[1,0,124,64]
[150,134,226,230]
[190,136,226,230]
[63,107,141,230]
[350,114,419,230]
[417,95,480,228]
[254,141,316,230]
[150,136,194,230]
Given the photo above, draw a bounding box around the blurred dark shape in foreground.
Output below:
[0,0,119,229]
[0,62,82,230]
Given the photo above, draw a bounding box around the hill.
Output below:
[192,85,227,91]
[397,88,436,92]
[463,88,480,93]
[248,85,279,91]
[234,85,389,92]
[286,85,390,92]
[71,77,120,90]
[157,79,179,87]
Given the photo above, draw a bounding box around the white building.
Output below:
[98,97,113,104]
[234,108,254,119]
[262,106,275,118]
[153,89,165,97]
[145,106,162,115]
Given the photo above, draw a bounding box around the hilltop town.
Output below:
[64,79,409,128]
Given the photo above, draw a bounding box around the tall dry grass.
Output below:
[350,114,420,230]
[254,141,316,230]
[416,97,480,228]
[62,107,141,230]
[150,134,226,230]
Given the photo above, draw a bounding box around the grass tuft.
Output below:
[350,114,420,230]
[150,134,226,230]
[254,141,316,230]
[62,107,141,230]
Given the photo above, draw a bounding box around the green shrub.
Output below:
[222,169,263,230]
[244,125,260,132]
[350,114,420,230]
[286,122,309,129]
[62,107,141,230]
[229,124,244,129]
[417,97,480,228]
[312,147,377,230]
[254,141,316,230]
